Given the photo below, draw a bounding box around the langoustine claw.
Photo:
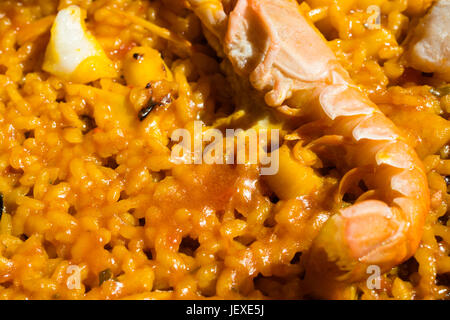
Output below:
[188,0,430,297]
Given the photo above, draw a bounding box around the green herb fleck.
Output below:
[99,268,112,286]
[430,85,450,97]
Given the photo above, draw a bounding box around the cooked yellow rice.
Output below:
[0,0,449,299]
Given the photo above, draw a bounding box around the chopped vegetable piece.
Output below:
[123,46,171,87]
[43,5,117,83]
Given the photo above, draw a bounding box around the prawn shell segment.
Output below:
[319,84,375,121]
[375,140,423,170]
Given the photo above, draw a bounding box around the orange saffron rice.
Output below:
[0,0,449,300]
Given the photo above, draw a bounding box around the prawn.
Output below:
[188,0,430,297]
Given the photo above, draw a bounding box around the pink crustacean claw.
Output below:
[224,0,345,107]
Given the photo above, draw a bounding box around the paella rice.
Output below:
[0,0,449,300]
